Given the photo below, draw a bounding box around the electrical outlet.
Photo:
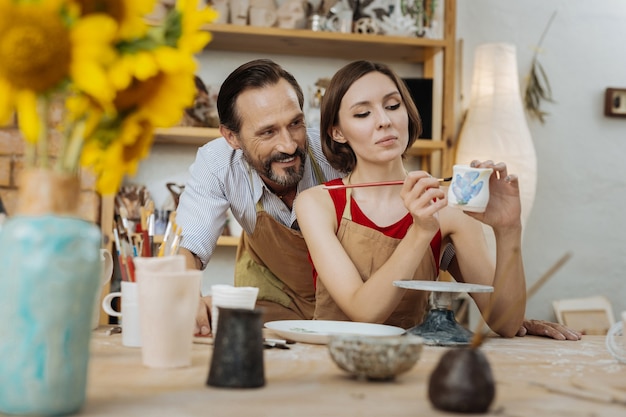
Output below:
[604,88,626,118]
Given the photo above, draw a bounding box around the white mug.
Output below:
[606,311,626,364]
[211,284,259,337]
[102,281,141,347]
[249,7,276,27]
[91,249,114,330]
[230,0,250,25]
[448,164,493,213]
[212,0,229,24]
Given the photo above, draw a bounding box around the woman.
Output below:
[295,61,567,338]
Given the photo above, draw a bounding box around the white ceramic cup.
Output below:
[606,311,626,364]
[249,7,277,27]
[91,249,114,330]
[229,0,250,25]
[212,0,229,24]
[211,284,259,337]
[137,270,202,368]
[102,281,141,347]
[448,164,493,213]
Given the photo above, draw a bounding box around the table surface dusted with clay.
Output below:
[20,328,624,417]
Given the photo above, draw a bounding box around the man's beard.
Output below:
[242,145,307,187]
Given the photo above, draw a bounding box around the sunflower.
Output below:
[82,44,197,194]
[0,0,117,143]
[175,0,218,54]
[0,0,216,195]
[73,0,156,40]
[81,114,154,194]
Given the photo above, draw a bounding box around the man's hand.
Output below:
[194,295,212,336]
[516,319,582,340]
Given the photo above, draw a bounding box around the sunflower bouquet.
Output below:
[0,0,217,195]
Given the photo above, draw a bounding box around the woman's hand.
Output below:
[517,319,583,340]
[402,171,447,234]
[464,160,522,231]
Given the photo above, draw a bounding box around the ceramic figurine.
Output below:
[178,76,219,128]
[378,0,417,36]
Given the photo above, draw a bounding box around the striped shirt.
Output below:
[176,128,341,269]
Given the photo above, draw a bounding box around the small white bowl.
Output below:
[328,334,423,380]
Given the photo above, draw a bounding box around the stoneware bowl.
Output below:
[327,334,424,381]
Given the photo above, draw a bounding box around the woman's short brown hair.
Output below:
[320,61,422,173]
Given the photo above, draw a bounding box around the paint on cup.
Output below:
[448,165,493,213]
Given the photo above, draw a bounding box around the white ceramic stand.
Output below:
[393,280,493,346]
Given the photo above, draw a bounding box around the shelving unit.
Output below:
[154,127,446,157]
[101,0,457,251]
[149,233,239,247]
[199,23,446,63]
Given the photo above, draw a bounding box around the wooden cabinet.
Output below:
[101,0,457,250]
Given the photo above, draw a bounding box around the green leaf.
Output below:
[162,9,183,48]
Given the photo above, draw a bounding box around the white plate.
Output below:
[393,280,494,293]
[264,320,405,345]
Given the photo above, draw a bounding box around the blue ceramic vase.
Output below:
[0,170,101,416]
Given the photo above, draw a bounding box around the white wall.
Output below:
[135,1,626,319]
[457,0,626,322]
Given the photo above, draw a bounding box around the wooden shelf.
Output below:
[148,234,239,247]
[217,235,240,247]
[202,24,445,63]
[154,127,445,156]
[154,127,220,145]
[407,139,446,156]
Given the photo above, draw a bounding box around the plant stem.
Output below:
[63,119,87,175]
[533,10,558,60]
[36,96,50,169]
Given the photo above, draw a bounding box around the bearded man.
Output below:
[177,59,341,334]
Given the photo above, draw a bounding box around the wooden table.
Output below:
[73,328,626,416]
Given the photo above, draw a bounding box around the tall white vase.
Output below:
[456,43,537,237]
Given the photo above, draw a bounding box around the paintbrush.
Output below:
[146,200,155,257]
[169,225,183,255]
[322,177,452,190]
[158,211,176,257]
[118,206,137,256]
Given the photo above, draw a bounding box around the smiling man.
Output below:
[176,60,341,335]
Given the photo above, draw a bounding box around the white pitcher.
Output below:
[91,249,114,330]
[606,311,626,364]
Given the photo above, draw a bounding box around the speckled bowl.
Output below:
[328,334,424,381]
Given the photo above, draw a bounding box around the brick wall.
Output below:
[0,126,101,224]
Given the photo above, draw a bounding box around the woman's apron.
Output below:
[314,188,438,329]
[234,148,326,323]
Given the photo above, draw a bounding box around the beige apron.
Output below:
[234,148,325,323]
[314,189,438,329]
